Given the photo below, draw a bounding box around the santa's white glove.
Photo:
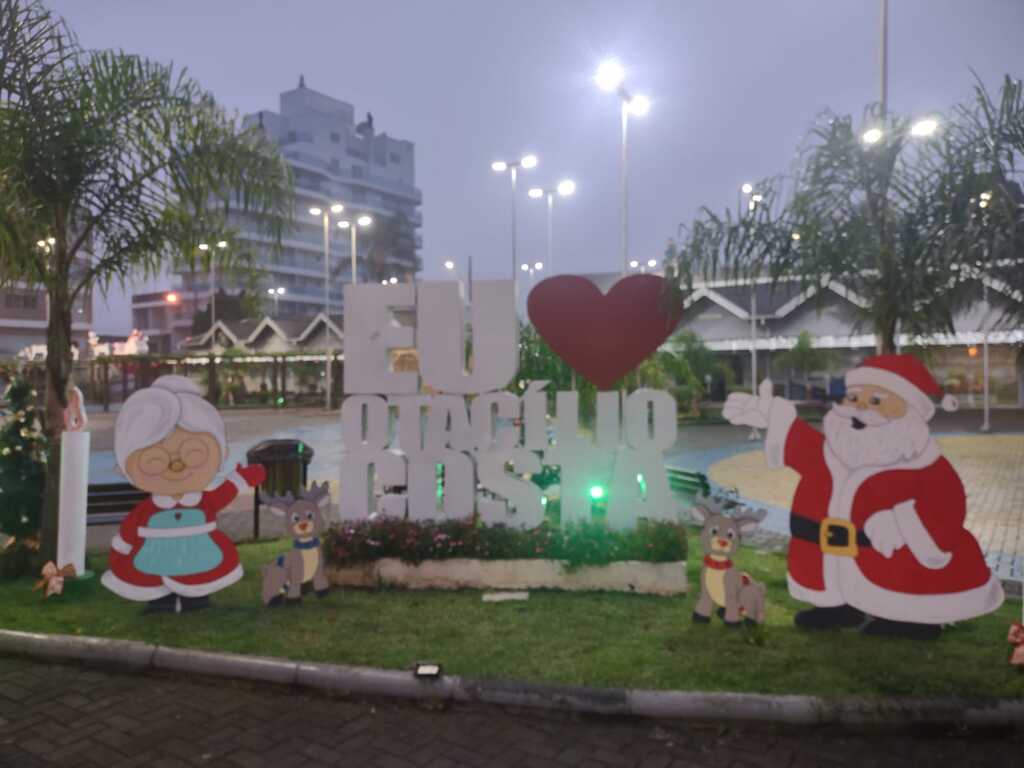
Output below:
[722,379,774,429]
[863,508,906,559]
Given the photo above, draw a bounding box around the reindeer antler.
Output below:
[694,491,766,521]
[262,490,296,510]
[300,482,330,504]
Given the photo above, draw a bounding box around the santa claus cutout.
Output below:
[724,355,1003,639]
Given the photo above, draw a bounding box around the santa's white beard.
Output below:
[823,405,932,469]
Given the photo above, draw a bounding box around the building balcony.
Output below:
[285,150,423,203]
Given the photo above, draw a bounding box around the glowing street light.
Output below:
[164,292,180,305]
[266,286,286,315]
[330,203,344,214]
[594,59,625,92]
[910,118,939,137]
[491,153,539,279]
[629,259,639,269]
[862,127,884,145]
[444,260,455,271]
[741,182,754,195]
[627,94,650,117]
[646,258,657,269]
[594,57,650,272]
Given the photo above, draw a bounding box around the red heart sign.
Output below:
[527,274,683,390]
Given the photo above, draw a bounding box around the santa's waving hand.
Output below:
[722,379,774,429]
[721,356,1003,640]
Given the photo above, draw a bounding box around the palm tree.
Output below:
[669,84,1024,355]
[0,0,294,561]
[773,331,837,397]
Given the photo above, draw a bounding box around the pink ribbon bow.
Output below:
[33,562,76,598]
[1008,623,1024,666]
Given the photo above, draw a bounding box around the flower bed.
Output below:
[323,517,688,569]
[322,517,689,595]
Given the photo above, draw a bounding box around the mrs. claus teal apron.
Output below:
[135,508,223,577]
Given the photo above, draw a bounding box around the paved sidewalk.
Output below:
[0,657,1020,768]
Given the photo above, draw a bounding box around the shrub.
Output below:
[0,377,47,578]
[322,516,688,571]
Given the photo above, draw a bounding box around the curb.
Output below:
[1,629,1023,728]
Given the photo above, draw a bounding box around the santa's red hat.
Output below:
[845,354,958,421]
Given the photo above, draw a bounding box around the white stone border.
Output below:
[327,558,688,596]
[3,629,1024,727]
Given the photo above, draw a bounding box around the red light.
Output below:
[165,292,180,305]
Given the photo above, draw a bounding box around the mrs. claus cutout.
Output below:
[724,355,1003,640]
[101,376,266,614]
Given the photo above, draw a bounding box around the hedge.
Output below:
[322,516,688,571]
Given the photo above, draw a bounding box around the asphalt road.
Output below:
[0,657,1020,768]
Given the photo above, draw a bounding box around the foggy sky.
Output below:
[47,0,1024,334]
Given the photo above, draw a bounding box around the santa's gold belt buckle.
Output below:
[819,518,858,557]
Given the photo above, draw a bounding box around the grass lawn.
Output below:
[1,540,1022,699]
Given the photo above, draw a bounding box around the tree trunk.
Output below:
[876,316,898,355]
[39,282,73,564]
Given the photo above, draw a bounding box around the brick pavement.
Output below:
[708,435,1024,582]
[0,657,1020,768]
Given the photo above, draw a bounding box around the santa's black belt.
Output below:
[790,514,871,557]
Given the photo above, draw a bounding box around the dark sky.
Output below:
[50,0,1024,333]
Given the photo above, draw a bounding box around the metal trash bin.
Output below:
[246,439,315,539]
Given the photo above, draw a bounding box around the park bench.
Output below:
[86,482,147,526]
[665,467,711,502]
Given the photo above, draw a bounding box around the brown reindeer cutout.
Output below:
[261,483,332,607]
[691,494,767,627]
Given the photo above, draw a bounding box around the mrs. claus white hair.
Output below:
[114,375,226,473]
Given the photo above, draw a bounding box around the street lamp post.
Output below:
[595,59,650,274]
[266,286,286,316]
[198,240,228,330]
[309,203,345,315]
[337,214,373,284]
[491,154,538,281]
[527,179,575,275]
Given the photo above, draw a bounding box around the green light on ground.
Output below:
[589,485,605,500]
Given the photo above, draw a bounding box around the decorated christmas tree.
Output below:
[0,375,47,578]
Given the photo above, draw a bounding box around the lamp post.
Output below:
[594,59,650,274]
[309,203,345,314]
[337,214,373,284]
[491,154,538,281]
[527,179,575,275]
[266,286,286,316]
[198,240,228,330]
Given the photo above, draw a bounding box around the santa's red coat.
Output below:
[101,464,265,601]
[770,413,1003,624]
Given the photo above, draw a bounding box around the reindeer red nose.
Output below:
[715,538,729,549]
